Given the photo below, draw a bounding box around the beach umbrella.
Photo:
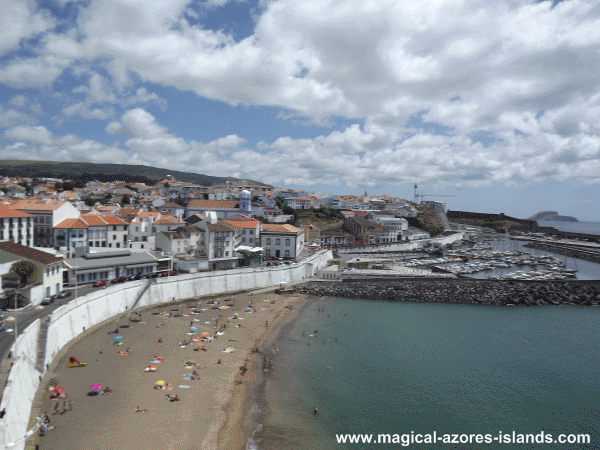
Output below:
[190,326,197,331]
[114,335,122,340]
[89,384,102,390]
[156,380,165,386]
[202,332,209,338]
[53,386,64,394]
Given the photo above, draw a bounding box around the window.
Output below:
[225,251,229,256]
[249,238,253,243]
[250,230,254,235]
[276,238,280,245]
[47,268,49,276]
[285,250,290,257]
[71,230,77,237]
[242,230,246,235]
[113,225,117,231]
[116,243,120,248]
[34,217,38,223]
[242,237,246,243]
[78,230,84,237]
[113,235,117,240]
[266,238,271,245]
[285,239,290,246]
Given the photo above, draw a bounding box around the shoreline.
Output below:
[216,293,310,450]
[31,291,311,450]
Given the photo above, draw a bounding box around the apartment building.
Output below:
[0,205,33,246]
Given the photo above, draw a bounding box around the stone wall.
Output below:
[294,279,600,306]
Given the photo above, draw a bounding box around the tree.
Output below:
[121,194,131,206]
[274,196,285,208]
[83,198,96,207]
[11,260,37,285]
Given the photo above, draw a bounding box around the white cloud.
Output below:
[106,108,168,138]
[0,0,55,56]
[4,125,53,145]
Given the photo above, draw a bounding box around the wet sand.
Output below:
[35,292,307,450]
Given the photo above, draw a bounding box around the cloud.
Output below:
[0,0,55,56]
[4,125,54,145]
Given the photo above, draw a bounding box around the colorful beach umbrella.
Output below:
[202,332,209,338]
[53,386,64,394]
[114,335,122,340]
[89,384,102,390]
[190,326,197,331]
[156,380,165,385]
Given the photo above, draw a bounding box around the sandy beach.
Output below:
[33,290,308,450]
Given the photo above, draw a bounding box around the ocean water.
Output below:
[537,221,600,236]
[248,298,600,449]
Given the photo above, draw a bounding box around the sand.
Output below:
[33,291,307,450]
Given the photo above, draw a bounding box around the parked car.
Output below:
[111,277,128,284]
[93,280,107,287]
[168,270,178,276]
[56,290,72,299]
[41,295,56,305]
[147,272,160,279]
[128,273,142,281]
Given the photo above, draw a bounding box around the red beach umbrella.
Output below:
[89,384,102,390]
[53,386,64,394]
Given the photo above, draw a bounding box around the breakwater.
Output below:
[295,279,600,306]
[523,241,600,264]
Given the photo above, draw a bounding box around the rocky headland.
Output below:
[295,279,600,306]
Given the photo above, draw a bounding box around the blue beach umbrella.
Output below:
[190,326,197,331]
[114,335,122,340]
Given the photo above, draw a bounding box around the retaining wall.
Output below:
[0,320,41,447]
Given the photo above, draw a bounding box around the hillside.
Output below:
[527,211,579,222]
[0,160,268,187]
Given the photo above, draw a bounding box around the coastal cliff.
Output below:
[528,211,579,222]
[295,279,600,306]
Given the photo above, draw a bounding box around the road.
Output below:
[0,284,95,362]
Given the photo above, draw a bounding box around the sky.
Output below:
[1,0,600,221]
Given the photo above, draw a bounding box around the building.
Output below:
[303,224,320,244]
[284,197,313,210]
[260,224,304,259]
[185,190,252,219]
[0,241,64,299]
[157,202,185,218]
[10,199,80,247]
[63,250,158,285]
[204,221,238,270]
[366,211,408,241]
[151,215,187,234]
[320,232,353,246]
[0,206,33,246]
[155,231,190,255]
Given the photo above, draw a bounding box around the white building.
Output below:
[10,199,80,247]
[0,241,64,300]
[0,205,33,247]
[366,211,409,241]
[260,224,304,259]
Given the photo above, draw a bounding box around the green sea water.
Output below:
[247,298,600,449]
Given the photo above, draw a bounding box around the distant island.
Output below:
[528,211,579,222]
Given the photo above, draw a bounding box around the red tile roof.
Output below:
[187,200,239,209]
[262,224,301,233]
[0,205,32,218]
[154,216,185,225]
[0,241,63,265]
[54,218,87,229]
[223,219,261,229]
[10,199,67,211]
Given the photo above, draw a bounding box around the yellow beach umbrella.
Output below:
[156,380,165,385]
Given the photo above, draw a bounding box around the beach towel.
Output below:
[179,385,191,388]
[151,360,161,364]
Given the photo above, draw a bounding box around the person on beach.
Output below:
[134,406,148,412]
[314,407,318,415]
[68,401,72,411]
[216,359,222,365]
[53,402,59,415]
[43,412,50,423]
[62,401,67,414]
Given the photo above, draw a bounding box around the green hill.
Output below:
[0,160,268,187]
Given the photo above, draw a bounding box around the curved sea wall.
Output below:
[294,279,600,306]
[1,250,331,450]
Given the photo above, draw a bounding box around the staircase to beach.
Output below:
[35,316,51,373]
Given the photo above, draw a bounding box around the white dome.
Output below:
[240,190,251,198]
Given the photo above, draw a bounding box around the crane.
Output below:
[413,182,455,203]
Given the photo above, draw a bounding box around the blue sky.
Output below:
[1,0,600,221]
